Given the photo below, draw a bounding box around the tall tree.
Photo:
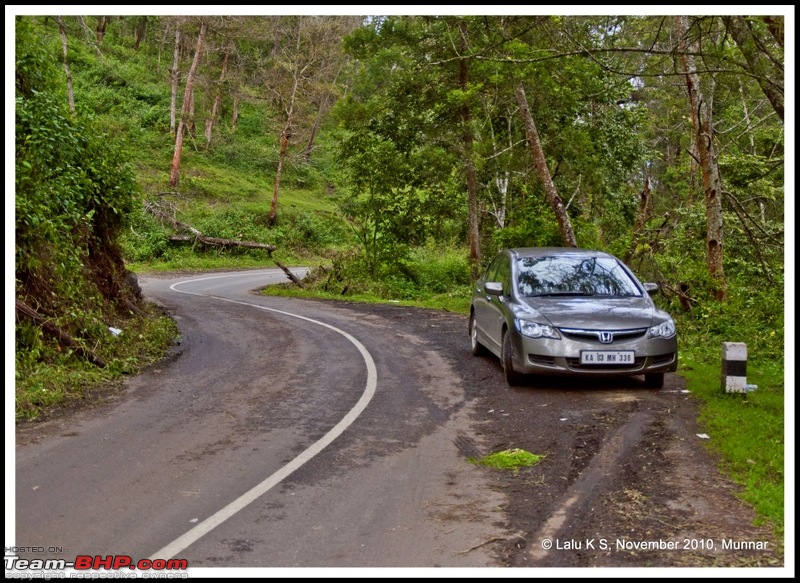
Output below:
[169,18,207,188]
[266,18,306,227]
[676,15,726,299]
[457,20,482,278]
[169,23,181,136]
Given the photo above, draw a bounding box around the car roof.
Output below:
[506,247,617,260]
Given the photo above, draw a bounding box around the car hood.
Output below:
[518,296,660,329]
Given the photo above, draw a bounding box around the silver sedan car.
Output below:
[469,247,678,387]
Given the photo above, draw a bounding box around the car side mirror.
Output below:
[643,282,659,296]
[485,281,504,296]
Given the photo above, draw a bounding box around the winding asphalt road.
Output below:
[14,269,509,570]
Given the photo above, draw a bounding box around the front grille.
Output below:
[559,327,648,344]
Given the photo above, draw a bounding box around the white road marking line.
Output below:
[149,274,377,560]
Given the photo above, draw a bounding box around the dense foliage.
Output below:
[14,17,176,419]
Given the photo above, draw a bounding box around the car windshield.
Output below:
[516,256,642,298]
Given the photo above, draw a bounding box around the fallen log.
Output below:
[168,234,276,252]
[15,300,107,368]
[147,200,302,286]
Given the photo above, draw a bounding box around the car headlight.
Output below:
[649,319,676,339]
[516,319,561,339]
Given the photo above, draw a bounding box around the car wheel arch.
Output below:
[470,309,488,356]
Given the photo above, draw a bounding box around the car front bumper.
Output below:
[510,330,678,377]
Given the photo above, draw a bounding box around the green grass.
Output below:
[15,305,179,421]
[261,280,472,313]
[677,348,785,535]
[469,448,546,475]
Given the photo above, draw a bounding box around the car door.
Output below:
[473,255,502,353]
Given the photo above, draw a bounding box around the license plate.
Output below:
[580,350,635,365]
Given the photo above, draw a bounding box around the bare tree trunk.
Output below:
[231,92,240,130]
[205,46,230,149]
[492,174,509,229]
[96,16,111,45]
[268,58,303,227]
[515,85,578,247]
[458,22,481,279]
[303,110,322,162]
[269,107,294,226]
[677,15,726,300]
[169,26,181,136]
[56,17,75,114]
[188,87,196,137]
[134,16,148,50]
[170,19,207,189]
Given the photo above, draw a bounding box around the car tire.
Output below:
[644,373,664,388]
[502,330,524,386]
[470,312,487,356]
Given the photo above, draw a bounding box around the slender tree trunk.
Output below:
[459,22,481,279]
[169,26,181,136]
[492,174,509,229]
[268,86,296,226]
[303,110,322,162]
[231,92,240,130]
[488,113,514,229]
[170,19,207,189]
[677,15,726,300]
[188,87,196,137]
[268,25,306,226]
[56,17,75,114]
[205,46,230,148]
[515,85,578,247]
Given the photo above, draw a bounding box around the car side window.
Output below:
[485,256,502,283]
[495,256,512,295]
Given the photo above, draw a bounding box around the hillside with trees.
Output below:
[12,12,787,534]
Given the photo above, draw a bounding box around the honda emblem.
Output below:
[599,332,614,343]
